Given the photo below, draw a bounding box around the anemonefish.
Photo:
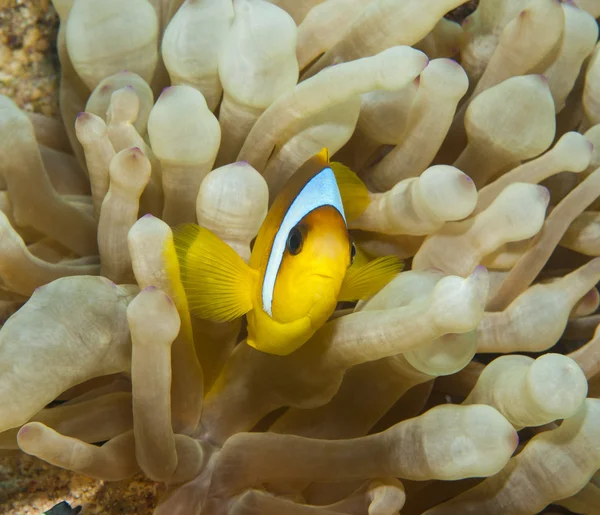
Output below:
[169,149,402,356]
[43,502,82,515]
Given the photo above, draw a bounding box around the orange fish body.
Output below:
[170,149,402,356]
[247,151,351,353]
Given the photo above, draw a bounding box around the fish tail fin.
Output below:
[330,160,371,222]
[172,224,255,322]
[338,254,404,301]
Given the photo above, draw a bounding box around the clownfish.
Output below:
[43,502,82,515]
[169,149,402,356]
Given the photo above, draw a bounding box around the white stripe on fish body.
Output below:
[262,167,346,317]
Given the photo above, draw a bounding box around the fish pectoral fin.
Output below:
[330,161,371,222]
[338,255,404,301]
[173,224,255,322]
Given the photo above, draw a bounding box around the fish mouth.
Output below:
[307,278,339,331]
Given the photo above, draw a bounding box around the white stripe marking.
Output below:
[262,167,346,316]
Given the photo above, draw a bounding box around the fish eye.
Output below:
[287,226,303,255]
[350,240,356,264]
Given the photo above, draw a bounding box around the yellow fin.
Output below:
[172,224,254,322]
[317,147,329,162]
[330,161,371,221]
[351,242,371,269]
[338,255,404,301]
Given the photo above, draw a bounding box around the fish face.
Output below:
[271,206,350,326]
[246,151,352,355]
[246,205,350,356]
[257,163,347,316]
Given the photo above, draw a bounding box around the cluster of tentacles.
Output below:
[1,0,600,514]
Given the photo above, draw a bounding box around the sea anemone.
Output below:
[1,0,600,514]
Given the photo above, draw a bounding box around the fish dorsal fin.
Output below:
[317,147,329,162]
[172,224,255,322]
[338,255,404,301]
[330,161,371,222]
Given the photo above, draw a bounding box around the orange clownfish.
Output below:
[170,149,402,356]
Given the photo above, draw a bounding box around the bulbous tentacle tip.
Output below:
[473,264,489,275]
[16,423,33,440]
[16,424,29,437]
[538,186,551,205]
[139,285,176,306]
[17,421,45,446]
[160,86,174,98]
[508,427,520,453]
[469,266,491,299]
